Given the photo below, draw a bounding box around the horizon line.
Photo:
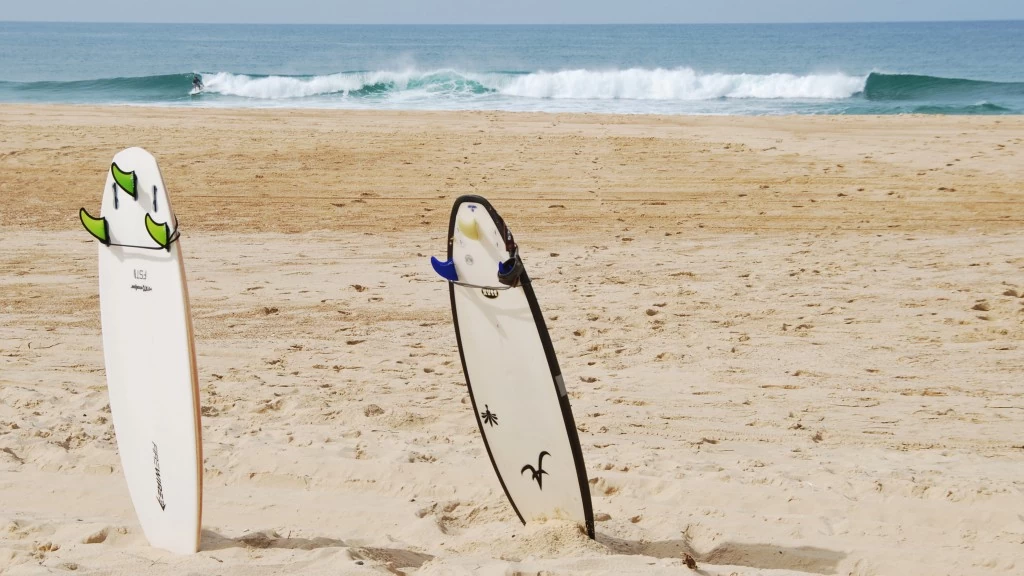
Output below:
[2,18,1023,26]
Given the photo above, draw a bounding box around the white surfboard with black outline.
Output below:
[431,195,594,538]
[79,147,203,554]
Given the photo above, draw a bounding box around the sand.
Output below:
[1,105,1022,575]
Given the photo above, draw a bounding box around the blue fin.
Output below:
[497,256,524,286]
[431,256,459,282]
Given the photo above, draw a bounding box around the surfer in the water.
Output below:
[191,74,203,92]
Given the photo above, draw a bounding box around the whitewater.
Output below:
[199,68,868,101]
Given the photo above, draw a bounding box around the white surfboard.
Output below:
[431,195,594,538]
[79,147,203,554]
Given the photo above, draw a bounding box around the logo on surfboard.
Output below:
[153,442,166,511]
[481,405,499,427]
[521,451,550,490]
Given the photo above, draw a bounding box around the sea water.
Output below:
[0,21,1022,114]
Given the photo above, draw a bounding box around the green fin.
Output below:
[144,213,170,249]
[110,162,137,198]
[79,208,109,244]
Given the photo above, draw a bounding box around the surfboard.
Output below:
[431,195,594,538]
[79,147,203,554]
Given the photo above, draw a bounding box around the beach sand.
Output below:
[1,105,1022,575]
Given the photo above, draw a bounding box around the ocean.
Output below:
[1,21,1022,115]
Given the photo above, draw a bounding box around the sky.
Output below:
[3,0,1024,24]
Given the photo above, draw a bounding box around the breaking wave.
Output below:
[199,68,867,101]
[0,69,1019,114]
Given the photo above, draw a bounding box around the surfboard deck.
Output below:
[81,147,203,554]
[434,195,594,538]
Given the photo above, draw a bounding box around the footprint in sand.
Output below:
[82,527,109,544]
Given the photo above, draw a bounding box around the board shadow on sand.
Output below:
[597,533,846,575]
[200,530,435,570]
[199,529,346,551]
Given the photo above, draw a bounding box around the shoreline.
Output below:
[7,100,1024,118]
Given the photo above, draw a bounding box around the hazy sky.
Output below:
[4,0,1024,24]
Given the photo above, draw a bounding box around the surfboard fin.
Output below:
[431,256,459,282]
[145,213,171,250]
[497,255,524,287]
[79,208,110,245]
[456,214,480,240]
[110,162,138,199]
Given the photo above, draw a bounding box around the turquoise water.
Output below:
[1,21,1022,114]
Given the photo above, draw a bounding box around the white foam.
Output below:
[493,68,865,100]
[200,71,415,99]
[197,68,866,101]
